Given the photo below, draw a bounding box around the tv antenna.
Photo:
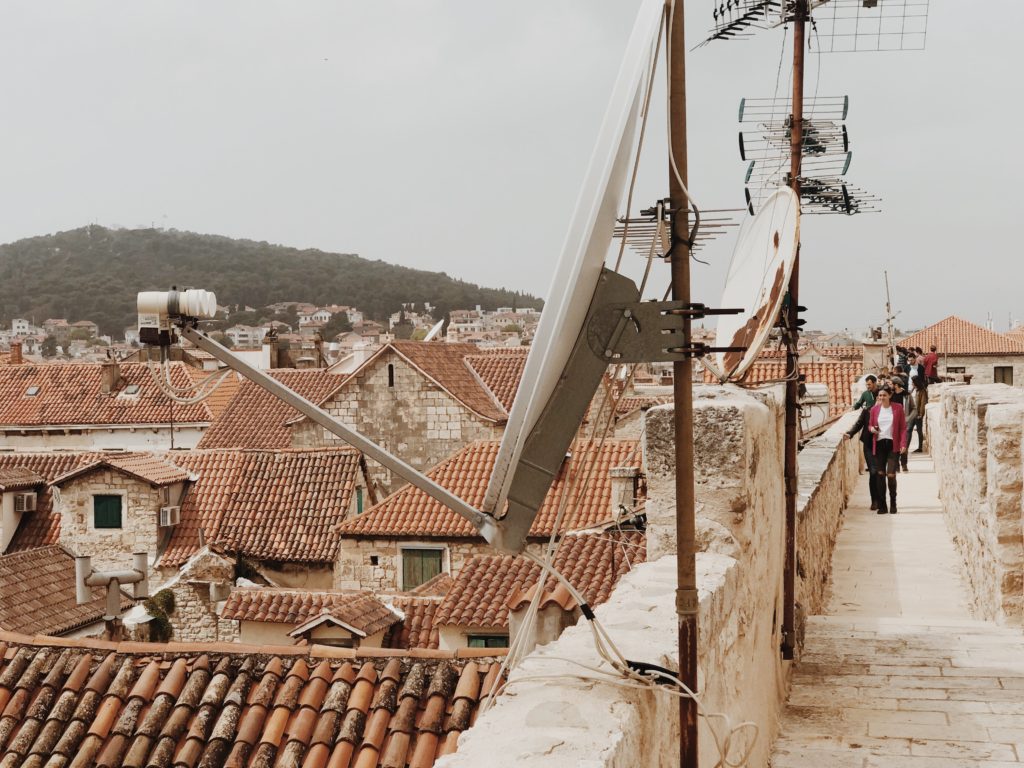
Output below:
[698,0,931,665]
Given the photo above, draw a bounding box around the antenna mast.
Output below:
[667,1,699,765]
[884,270,896,365]
[781,0,807,661]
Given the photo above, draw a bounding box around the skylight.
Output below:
[123,384,141,395]
[24,386,40,397]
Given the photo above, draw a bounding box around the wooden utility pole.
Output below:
[782,0,807,661]
[667,1,699,765]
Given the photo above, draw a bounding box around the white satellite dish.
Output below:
[483,0,664,525]
[423,319,445,341]
[711,186,800,380]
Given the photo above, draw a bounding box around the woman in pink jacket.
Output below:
[868,386,907,514]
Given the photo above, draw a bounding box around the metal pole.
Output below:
[782,0,806,661]
[667,1,698,765]
[885,271,896,365]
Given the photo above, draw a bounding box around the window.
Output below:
[995,366,1014,386]
[387,363,395,388]
[401,548,443,590]
[356,487,364,515]
[24,386,40,397]
[467,635,510,649]
[122,384,141,396]
[93,495,123,529]
[946,367,965,375]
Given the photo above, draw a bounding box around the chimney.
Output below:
[100,358,122,395]
[263,327,279,370]
[609,466,640,519]
[9,342,22,365]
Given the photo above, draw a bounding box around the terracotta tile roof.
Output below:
[196,369,343,449]
[0,468,45,492]
[52,454,192,488]
[463,349,528,412]
[408,572,454,597]
[337,439,642,539]
[1007,327,1024,342]
[702,360,863,415]
[0,546,134,636]
[186,367,241,419]
[384,596,442,651]
[160,448,364,568]
[815,345,864,359]
[433,531,645,628]
[900,316,1024,357]
[0,453,103,553]
[0,362,212,426]
[0,631,505,768]
[220,589,400,638]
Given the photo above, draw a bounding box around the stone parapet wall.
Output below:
[445,384,862,767]
[928,383,1024,625]
[795,412,862,619]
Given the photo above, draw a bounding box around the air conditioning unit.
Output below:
[159,505,181,527]
[14,493,37,513]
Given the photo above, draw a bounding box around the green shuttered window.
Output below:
[401,548,443,590]
[94,495,123,529]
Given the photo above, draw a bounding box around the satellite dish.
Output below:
[482,0,664,529]
[423,319,445,341]
[712,186,800,380]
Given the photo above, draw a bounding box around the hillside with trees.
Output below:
[0,226,543,336]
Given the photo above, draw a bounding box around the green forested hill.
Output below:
[0,226,543,336]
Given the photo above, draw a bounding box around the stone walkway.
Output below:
[771,454,1024,767]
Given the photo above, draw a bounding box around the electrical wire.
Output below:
[146,359,232,405]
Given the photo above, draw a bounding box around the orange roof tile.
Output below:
[0,546,134,635]
[0,467,45,492]
[408,572,454,597]
[0,631,504,768]
[702,360,863,415]
[384,596,442,650]
[197,369,343,449]
[186,366,241,419]
[0,362,212,426]
[160,448,364,568]
[434,531,645,628]
[51,453,191,487]
[463,349,528,412]
[337,440,641,539]
[900,316,1024,357]
[220,589,400,637]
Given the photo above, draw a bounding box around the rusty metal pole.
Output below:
[782,0,806,661]
[667,1,698,765]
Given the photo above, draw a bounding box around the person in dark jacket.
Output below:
[845,403,882,510]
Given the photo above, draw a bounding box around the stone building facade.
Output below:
[304,347,503,493]
[54,469,185,574]
[334,537,544,592]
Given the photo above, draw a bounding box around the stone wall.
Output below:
[928,383,1024,625]
[310,350,503,494]
[446,384,862,767]
[56,471,174,571]
[941,354,1024,387]
[335,537,546,592]
[165,547,238,643]
[795,412,862,619]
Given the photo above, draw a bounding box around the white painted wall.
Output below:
[0,425,205,451]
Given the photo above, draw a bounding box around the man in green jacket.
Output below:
[853,375,878,410]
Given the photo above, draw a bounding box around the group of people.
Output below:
[845,346,938,515]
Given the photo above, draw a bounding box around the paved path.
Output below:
[771,454,1024,767]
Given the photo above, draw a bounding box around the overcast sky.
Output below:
[0,2,1019,333]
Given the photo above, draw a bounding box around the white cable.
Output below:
[146,359,232,405]
[665,0,702,248]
